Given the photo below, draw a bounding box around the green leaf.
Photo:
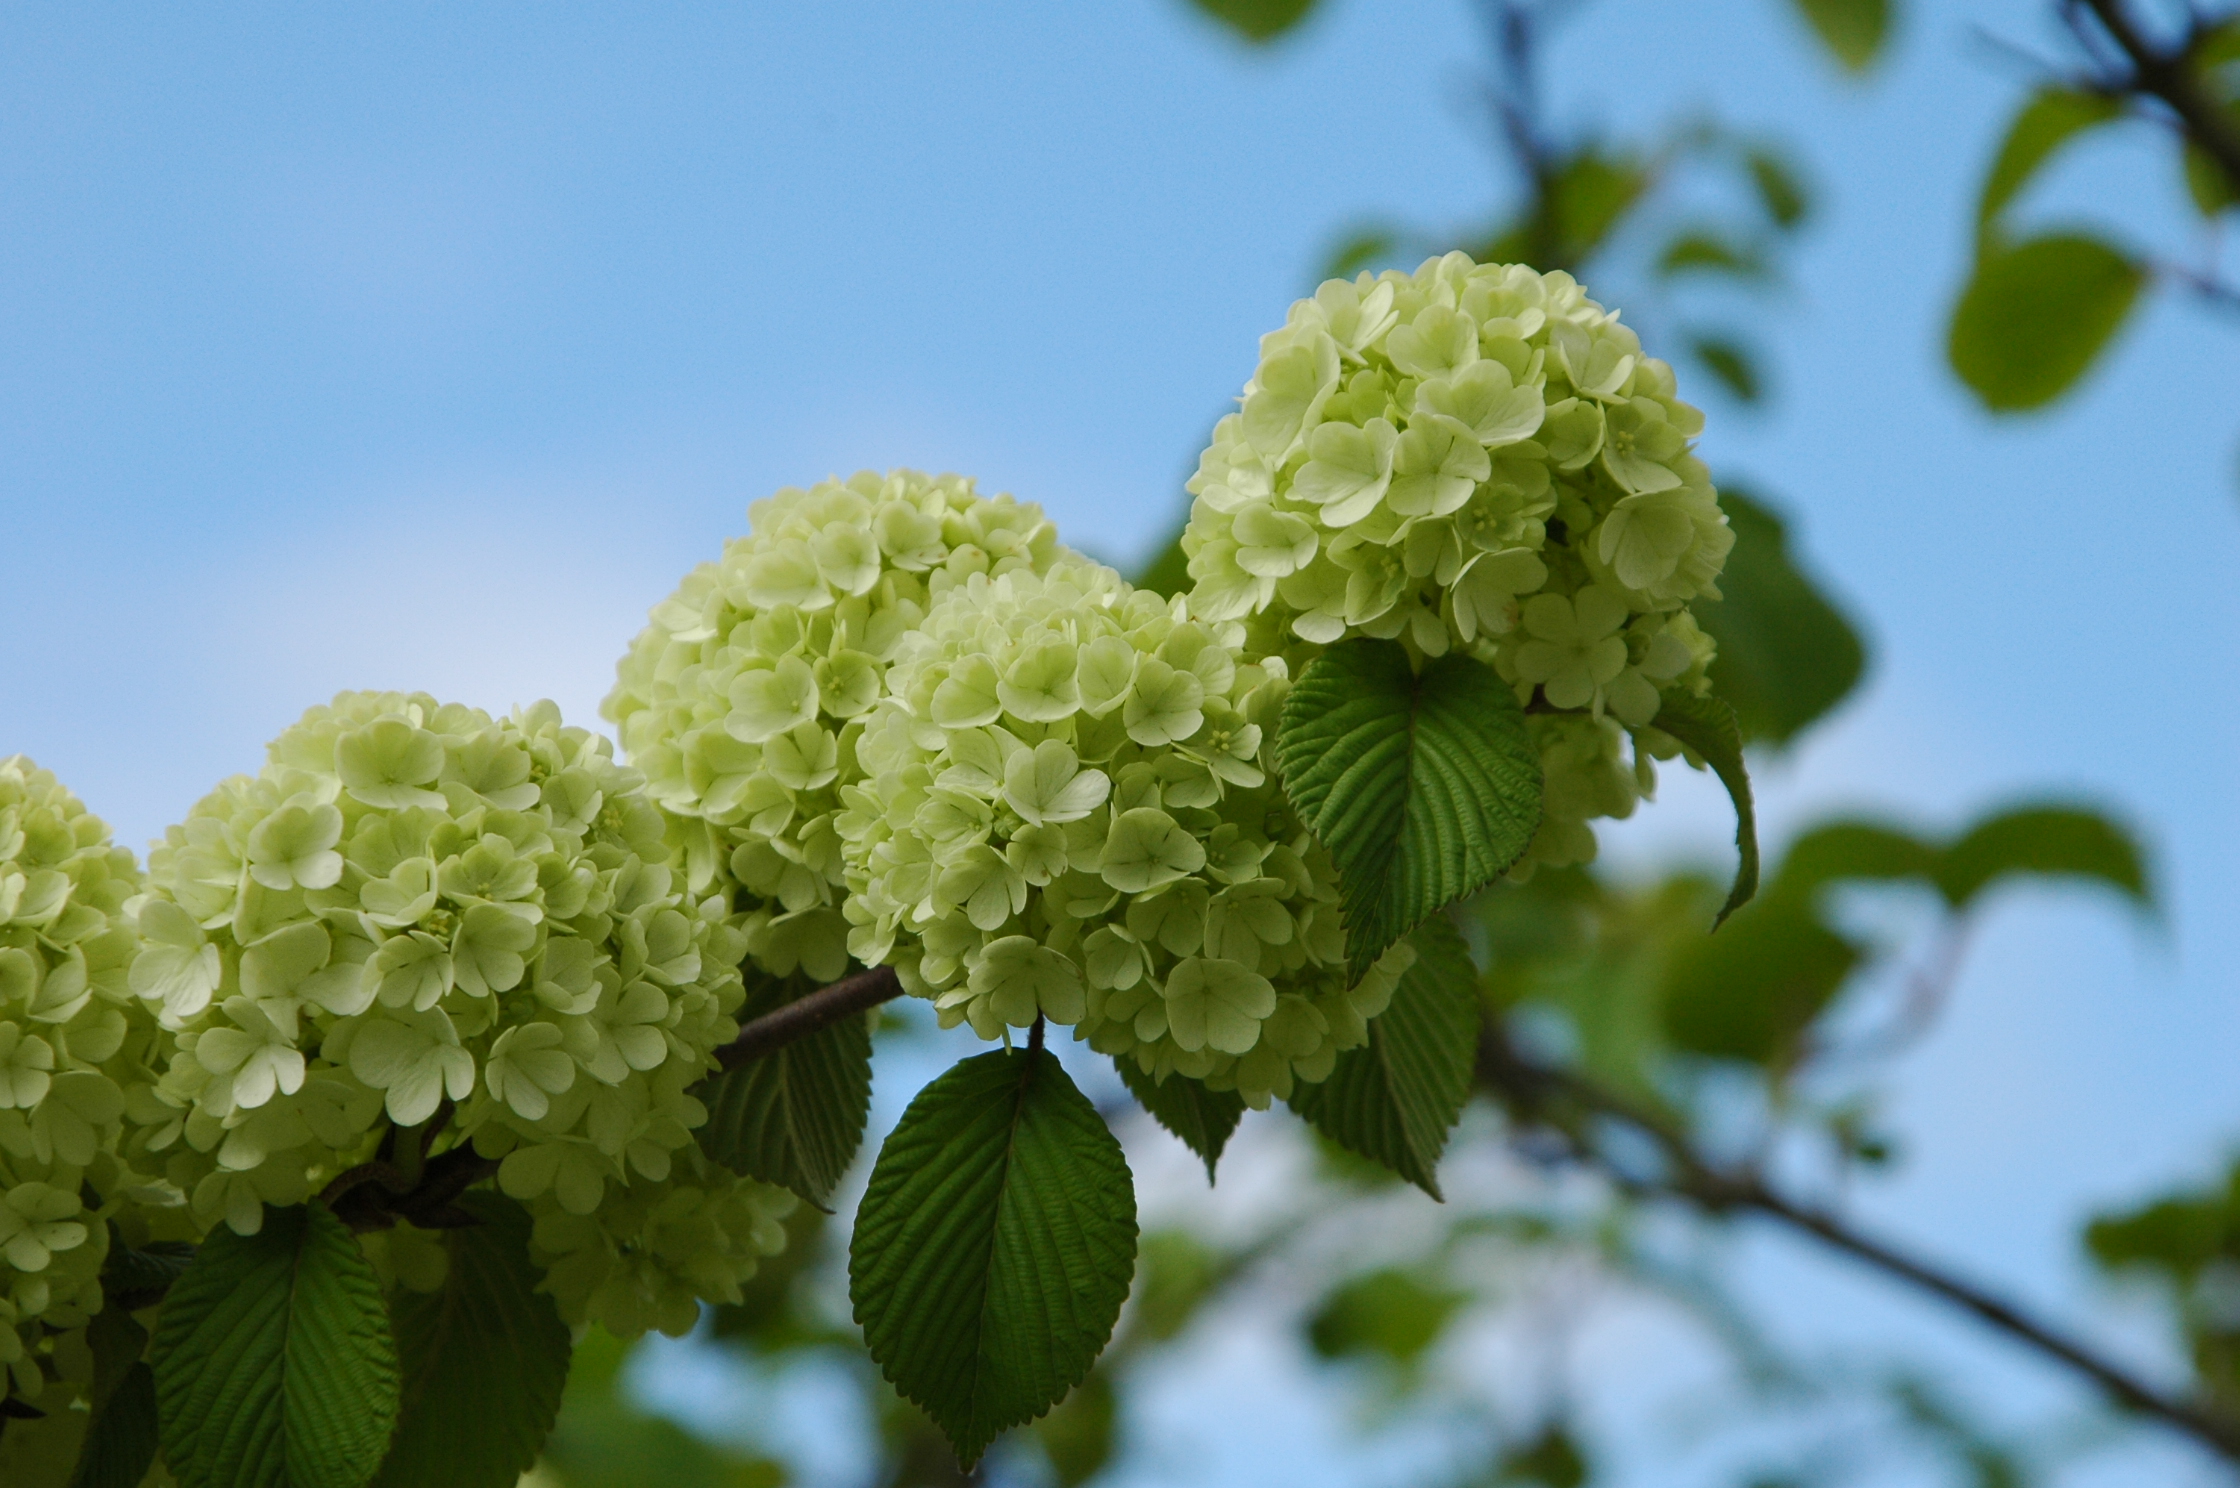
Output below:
[101,1238,197,1311]
[1277,640,1541,976]
[1289,916,1480,1199]
[1547,150,1647,266]
[1186,0,1318,43]
[373,1194,572,1488]
[1788,0,1891,71]
[152,1203,401,1488]
[1694,489,1866,744]
[1655,230,1767,280]
[1661,894,1861,1064]
[1034,1371,1117,1488]
[1949,233,2143,411]
[1977,89,2122,241]
[1773,819,1939,900]
[1648,691,1759,923]
[70,1363,155,1488]
[1746,147,1811,229]
[1306,1267,1468,1364]
[1690,336,1763,403]
[1326,226,1401,280]
[2183,141,2238,218]
[1133,525,1191,601]
[696,976,874,1209]
[1499,1424,1591,1488]
[850,1048,1138,1467]
[1932,803,2151,913]
[1116,1059,1244,1182]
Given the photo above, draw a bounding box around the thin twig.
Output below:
[2077,0,2240,193]
[714,963,904,1071]
[1476,1023,2240,1462]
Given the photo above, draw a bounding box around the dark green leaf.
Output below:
[152,1203,400,1488]
[1661,895,1860,1064]
[1305,1267,1468,1364]
[1116,1059,1244,1182]
[1277,640,1541,976]
[1186,0,1317,44]
[1788,0,1891,71]
[1694,490,1866,744]
[1648,691,1759,923]
[541,1326,784,1488]
[1034,1371,1116,1487]
[1290,916,1480,1198]
[1548,151,1647,266]
[1949,233,2142,411]
[1933,804,2151,912]
[2184,141,2238,218]
[1746,147,1811,229]
[69,1363,156,1488]
[1977,89,2122,240]
[696,977,873,1209]
[1131,1231,1226,1343]
[1773,819,1939,900]
[102,1237,198,1312]
[373,1194,572,1488]
[1655,230,1767,280]
[1499,1424,1591,1487]
[1690,336,1763,403]
[850,1048,1138,1467]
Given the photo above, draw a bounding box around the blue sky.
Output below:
[4,2,2238,1484]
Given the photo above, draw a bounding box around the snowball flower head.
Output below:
[129,692,760,1240]
[0,757,169,1407]
[1180,253,1731,873]
[838,559,1409,1107]
[605,470,1076,986]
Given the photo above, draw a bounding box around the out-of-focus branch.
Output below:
[1476,1021,2240,1462]
[2075,0,2240,193]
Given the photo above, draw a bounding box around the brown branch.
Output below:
[2077,0,2240,194]
[715,963,904,1071]
[1477,1023,2240,1462]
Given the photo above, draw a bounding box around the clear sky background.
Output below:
[4,3,2237,1485]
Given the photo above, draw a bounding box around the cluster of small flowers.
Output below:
[604,470,1071,985]
[0,758,170,1406]
[837,558,1410,1107]
[123,693,790,1324]
[1180,252,1732,871]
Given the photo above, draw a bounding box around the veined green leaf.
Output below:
[152,1203,400,1488]
[697,975,874,1209]
[1949,234,2142,411]
[1649,691,1760,924]
[1117,1059,1245,1182]
[1290,916,1480,1199]
[850,1048,1137,1467]
[373,1194,571,1488]
[1277,639,1541,977]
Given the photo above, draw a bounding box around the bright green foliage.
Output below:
[1787,0,1891,71]
[850,1048,1137,1467]
[1187,0,1318,43]
[1975,89,2122,244]
[1290,917,1481,1198]
[373,1194,571,1488]
[1932,804,2151,912]
[1276,641,1541,975]
[152,1202,400,1488]
[1117,1060,1245,1181]
[1692,490,1865,746]
[695,975,872,1209]
[1306,1266,1469,1365]
[1647,691,1759,922]
[1949,234,2142,410]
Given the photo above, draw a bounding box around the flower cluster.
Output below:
[1180,253,1731,871]
[605,470,1073,985]
[838,559,1409,1107]
[125,692,784,1291]
[0,757,168,1406]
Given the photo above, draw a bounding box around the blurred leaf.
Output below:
[696,972,873,1209]
[850,1048,1137,1467]
[1662,895,1860,1065]
[1034,1372,1116,1487]
[374,1194,571,1488]
[1131,1231,1226,1343]
[1496,1424,1590,1487]
[1307,1267,1467,1366]
[708,1205,832,1350]
[1327,226,1401,280]
[2088,1186,2234,1280]
[1290,917,1481,1199]
[2184,140,2239,217]
[1187,0,1318,43]
[1772,819,1939,900]
[1548,150,1647,266]
[1118,1060,1245,1181]
[1694,490,1866,743]
[1278,640,1542,976]
[1133,516,1192,600]
[1932,803,2151,912]
[1976,89,2122,243]
[1649,692,1759,923]
[101,1237,197,1312]
[540,1328,787,1488]
[1949,233,2142,411]
[1746,147,1811,228]
[1656,230,1768,279]
[1787,0,1891,72]
[1691,336,1763,403]
[69,1306,154,1488]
